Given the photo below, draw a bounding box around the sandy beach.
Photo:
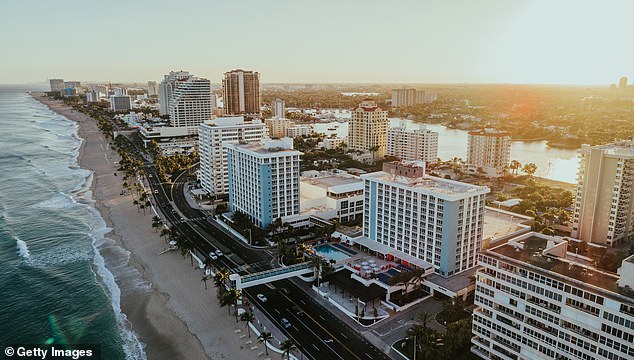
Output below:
[32,93,279,360]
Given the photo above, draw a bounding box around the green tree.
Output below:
[240,311,255,337]
[280,339,296,359]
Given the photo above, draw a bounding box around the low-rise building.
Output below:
[300,170,364,223]
[286,124,312,138]
[139,125,198,155]
[321,137,347,150]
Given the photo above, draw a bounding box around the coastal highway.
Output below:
[110,132,391,359]
[163,169,391,360]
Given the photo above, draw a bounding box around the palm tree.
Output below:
[152,216,162,232]
[132,199,140,212]
[406,324,426,360]
[522,162,538,177]
[201,275,209,290]
[510,159,522,175]
[214,268,230,289]
[257,331,272,356]
[240,311,255,337]
[280,339,296,359]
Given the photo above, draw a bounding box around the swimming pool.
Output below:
[314,244,351,262]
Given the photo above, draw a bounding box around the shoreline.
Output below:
[31,93,262,360]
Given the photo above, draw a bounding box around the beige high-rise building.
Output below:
[168,77,211,128]
[391,88,437,107]
[466,128,511,178]
[264,118,294,138]
[49,79,65,92]
[222,69,260,117]
[348,99,387,161]
[572,139,634,246]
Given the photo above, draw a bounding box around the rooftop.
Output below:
[361,170,489,199]
[586,138,634,157]
[301,173,363,190]
[224,138,302,156]
[488,233,632,300]
[482,207,533,245]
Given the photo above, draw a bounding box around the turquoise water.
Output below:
[314,244,350,261]
[0,87,145,359]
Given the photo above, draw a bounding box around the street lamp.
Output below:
[247,228,252,246]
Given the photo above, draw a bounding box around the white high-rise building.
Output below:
[348,99,388,161]
[168,77,211,128]
[225,138,301,228]
[572,139,634,247]
[472,232,634,360]
[286,124,312,138]
[361,161,489,277]
[386,124,439,163]
[148,81,157,96]
[49,79,65,92]
[158,70,192,115]
[271,99,285,119]
[467,128,512,178]
[198,117,266,196]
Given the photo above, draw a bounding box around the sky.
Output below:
[0,0,633,85]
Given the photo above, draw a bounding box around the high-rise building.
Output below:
[64,81,81,90]
[392,88,437,107]
[198,116,267,196]
[271,99,285,119]
[264,118,293,138]
[572,139,634,247]
[210,94,218,109]
[618,76,628,89]
[361,161,489,277]
[348,99,388,161]
[86,91,100,103]
[467,128,512,178]
[147,81,158,97]
[386,124,439,163]
[158,70,192,115]
[168,77,212,128]
[109,95,132,111]
[225,138,301,228]
[471,231,634,360]
[49,79,65,92]
[222,69,261,117]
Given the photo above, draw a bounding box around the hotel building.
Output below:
[361,161,489,277]
[300,170,364,223]
[225,138,301,228]
[386,124,439,163]
[168,77,211,128]
[467,128,512,178]
[471,232,634,360]
[222,69,261,117]
[572,139,634,247]
[348,99,388,161]
[158,70,192,115]
[147,81,158,97]
[198,116,266,197]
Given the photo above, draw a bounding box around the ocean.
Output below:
[0,87,146,359]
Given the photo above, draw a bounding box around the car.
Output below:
[291,305,304,316]
[280,318,291,329]
[215,249,223,257]
[256,294,267,302]
[280,287,290,295]
[208,252,218,260]
[154,190,159,194]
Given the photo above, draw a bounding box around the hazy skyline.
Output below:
[1,0,633,85]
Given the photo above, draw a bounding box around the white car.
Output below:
[256,293,267,302]
[208,252,218,260]
[215,249,223,257]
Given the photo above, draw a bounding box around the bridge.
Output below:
[230,262,315,289]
